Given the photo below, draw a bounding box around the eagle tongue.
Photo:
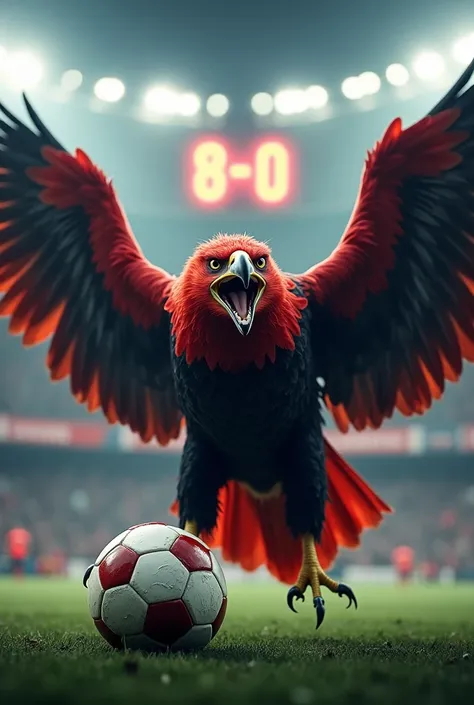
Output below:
[228,291,248,318]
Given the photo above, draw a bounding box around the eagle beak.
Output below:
[210,250,266,336]
[228,250,253,289]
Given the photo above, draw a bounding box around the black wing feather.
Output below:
[0,95,182,444]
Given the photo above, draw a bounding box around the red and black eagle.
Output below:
[1,59,473,628]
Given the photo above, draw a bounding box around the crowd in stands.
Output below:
[0,459,473,574]
[340,478,474,573]
[0,460,177,562]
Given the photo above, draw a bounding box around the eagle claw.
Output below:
[83,564,94,588]
[287,586,305,613]
[314,596,326,629]
[337,583,358,609]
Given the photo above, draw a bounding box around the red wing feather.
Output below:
[0,95,182,444]
[295,59,474,431]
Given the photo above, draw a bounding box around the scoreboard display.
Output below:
[78,102,367,218]
[184,137,297,209]
[41,98,388,218]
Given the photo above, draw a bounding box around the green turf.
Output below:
[0,578,473,704]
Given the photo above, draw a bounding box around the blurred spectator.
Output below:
[5,525,32,576]
[391,545,415,582]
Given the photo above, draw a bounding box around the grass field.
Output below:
[0,578,473,704]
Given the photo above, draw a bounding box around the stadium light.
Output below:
[385,63,410,87]
[144,86,179,115]
[177,92,201,117]
[274,89,308,115]
[93,77,125,103]
[251,92,274,116]
[60,69,83,92]
[358,71,381,96]
[143,87,201,117]
[413,51,445,81]
[4,51,44,89]
[206,94,230,118]
[452,34,474,65]
[341,76,364,100]
[306,85,329,109]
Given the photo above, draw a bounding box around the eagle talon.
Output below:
[313,596,325,629]
[287,586,305,613]
[337,583,358,609]
[83,564,94,588]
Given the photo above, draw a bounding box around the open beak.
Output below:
[210,250,266,336]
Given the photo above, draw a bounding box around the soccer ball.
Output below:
[85,522,227,652]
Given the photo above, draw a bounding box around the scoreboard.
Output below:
[70,101,374,218]
[184,136,297,209]
[34,96,396,218]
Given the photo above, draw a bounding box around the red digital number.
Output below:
[187,137,295,208]
[191,141,228,204]
[254,141,291,205]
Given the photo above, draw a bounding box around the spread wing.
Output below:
[0,95,182,444]
[293,59,474,432]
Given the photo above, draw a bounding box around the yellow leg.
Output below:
[184,520,199,536]
[288,534,357,629]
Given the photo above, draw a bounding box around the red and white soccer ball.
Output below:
[86,522,227,653]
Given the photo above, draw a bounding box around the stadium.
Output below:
[0,0,473,703]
